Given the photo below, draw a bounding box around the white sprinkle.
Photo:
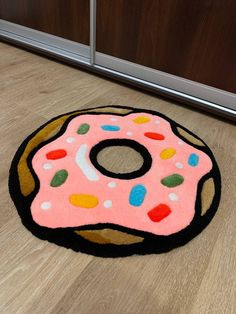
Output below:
[103,200,112,208]
[155,120,160,124]
[41,202,51,210]
[178,140,184,145]
[76,144,99,181]
[168,193,179,201]
[43,163,52,170]
[126,131,133,136]
[66,136,75,143]
[175,162,183,169]
[108,181,117,188]
[110,117,117,121]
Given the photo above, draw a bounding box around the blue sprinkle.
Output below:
[101,125,120,131]
[188,153,199,167]
[129,184,147,207]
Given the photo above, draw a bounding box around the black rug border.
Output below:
[8,105,221,258]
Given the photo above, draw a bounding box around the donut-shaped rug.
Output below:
[9,106,221,257]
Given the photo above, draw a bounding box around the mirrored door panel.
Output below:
[0,0,90,63]
[96,0,236,94]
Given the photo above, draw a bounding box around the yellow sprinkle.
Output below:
[133,116,150,124]
[160,148,176,160]
[69,194,98,208]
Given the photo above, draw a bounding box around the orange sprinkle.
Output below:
[148,204,171,222]
[144,132,165,140]
[46,149,67,160]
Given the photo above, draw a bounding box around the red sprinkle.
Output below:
[148,204,171,222]
[46,149,67,160]
[144,132,165,140]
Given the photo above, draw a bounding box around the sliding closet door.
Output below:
[96,0,236,93]
[0,0,89,44]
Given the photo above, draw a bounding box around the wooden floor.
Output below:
[0,42,235,314]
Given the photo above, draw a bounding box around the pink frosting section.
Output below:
[31,112,212,236]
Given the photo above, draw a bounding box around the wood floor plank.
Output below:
[0,218,93,314]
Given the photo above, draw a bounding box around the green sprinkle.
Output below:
[50,170,68,187]
[77,123,90,135]
[161,174,184,188]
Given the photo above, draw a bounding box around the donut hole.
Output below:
[90,139,152,179]
[97,146,144,174]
